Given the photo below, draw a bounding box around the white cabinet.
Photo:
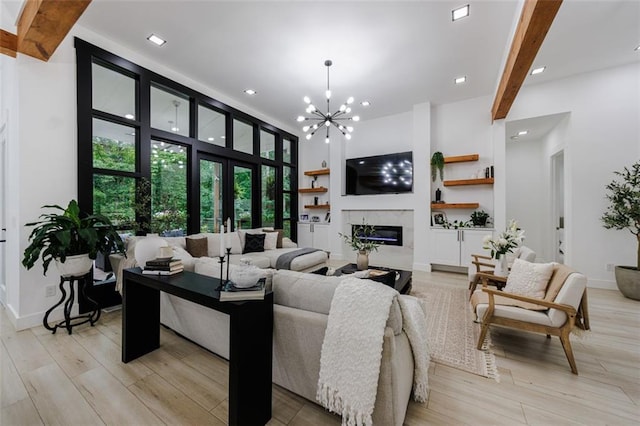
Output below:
[429,228,491,268]
[297,223,329,251]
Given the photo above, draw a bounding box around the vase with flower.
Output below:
[482,219,525,277]
[339,219,382,270]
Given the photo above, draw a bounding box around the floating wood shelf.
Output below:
[444,178,494,187]
[304,204,331,209]
[431,203,480,209]
[298,187,328,193]
[304,168,330,176]
[444,154,479,164]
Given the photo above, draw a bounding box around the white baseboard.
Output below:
[14,303,78,331]
[412,262,431,272]
[587,278,617,290]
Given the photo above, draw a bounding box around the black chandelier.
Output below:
[297,60,360,144]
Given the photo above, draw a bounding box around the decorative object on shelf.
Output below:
[470,210,490,227]
[314,196,319,205]
[431,151,445,182]
[325,212,331,223]
[322,160,327,168]
[297,59,360,144]
[22,200,125,277]
[601,161,640,300]
[482,219,525,273]
[311,215,321,222]
[339,219,382,270]
[300,214,309,221]
[431,211,447,226]
[490,165,494,178]
[443,219,470,229]
[435,188,443,203]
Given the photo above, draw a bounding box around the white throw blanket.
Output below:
[317,278,430,425]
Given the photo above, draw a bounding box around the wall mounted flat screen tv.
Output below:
[345,151,413,195]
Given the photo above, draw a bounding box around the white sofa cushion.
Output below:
[273,270,342,315]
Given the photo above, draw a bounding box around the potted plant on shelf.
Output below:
[339,220,382,270]
[601,161,640,300]
[470,210,490,227]
[22,200,125,277]
[431,151,445,182]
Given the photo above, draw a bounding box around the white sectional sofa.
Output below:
[111,228,328,291]
[160,262,415,426]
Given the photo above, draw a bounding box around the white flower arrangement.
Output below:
[483,219,525,259]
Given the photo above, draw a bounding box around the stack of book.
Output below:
[142,258,184,275]
[219,278,266,301]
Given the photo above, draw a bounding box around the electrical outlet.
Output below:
[45,285,56,297]
[606,263,614,272]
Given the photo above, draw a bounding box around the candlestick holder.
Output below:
[225,247,232,283]
[218,255,226,287]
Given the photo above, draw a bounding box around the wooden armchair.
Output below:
[471,264,589,374]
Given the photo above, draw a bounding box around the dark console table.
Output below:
[122,268,273,426]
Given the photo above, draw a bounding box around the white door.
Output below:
[460,229,491,268]
[552,151,565,263]
[312,223,330,251]
[296,223,313,248]
[0,120,6,306]
[429,229,461,266]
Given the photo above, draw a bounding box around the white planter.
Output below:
[55,254,93,277]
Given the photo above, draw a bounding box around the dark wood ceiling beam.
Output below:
[1,29,18,57]
[17,0,92,61]
[491,0,562,121]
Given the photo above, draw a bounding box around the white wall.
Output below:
[507,63,640,289]
[6,24,300,329]
[506,137,547,259]
[431,95,495,224]
[311,106,431,270]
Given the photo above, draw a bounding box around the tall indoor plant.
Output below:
[601,161,640,300]
[23,200,125,277]
[339,220,382,270]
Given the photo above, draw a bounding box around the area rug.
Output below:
[411,284,499,381]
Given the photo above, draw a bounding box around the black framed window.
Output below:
[75,38,298,242]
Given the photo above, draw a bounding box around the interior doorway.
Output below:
[505,112,569,262]
[552,151,565,263]
[0,120,7,306]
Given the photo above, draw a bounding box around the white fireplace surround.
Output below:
[342,210,414,270]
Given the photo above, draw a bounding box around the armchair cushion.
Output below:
[504,259,554,299]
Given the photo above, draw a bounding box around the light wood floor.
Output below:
[2,269,639,425]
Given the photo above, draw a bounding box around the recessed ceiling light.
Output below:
[531,66,546,75]
[221,136,226,139]
[147,34,166,46]
[455,76,467,84]
[635,44,640,51]
[124,113,134,119]
[452,4,469,21]
[518,130,528,136]
[361,101,371,107]
[207,137,214,141]
[244,89,257,95]
[510,135,519,140]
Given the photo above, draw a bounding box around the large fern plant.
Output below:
[601,162,640,270]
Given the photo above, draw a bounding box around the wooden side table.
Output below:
[43,274,100,334]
